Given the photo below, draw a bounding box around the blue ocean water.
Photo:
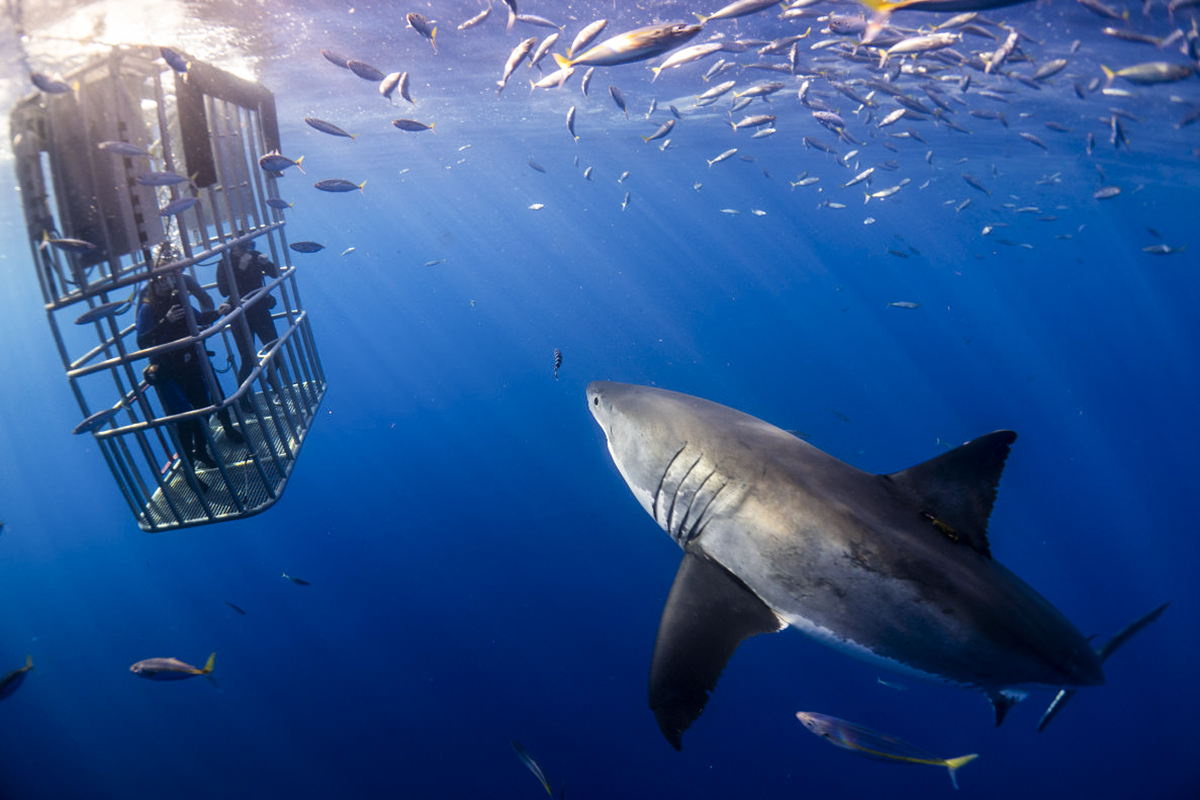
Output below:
[1,1,1197,797]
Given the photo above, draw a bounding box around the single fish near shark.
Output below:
[586,381,1166,749]
[796,711,978,788]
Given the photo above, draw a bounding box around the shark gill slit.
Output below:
[666,453,705,541]
[652,444,690,523]
[680,471,726,545]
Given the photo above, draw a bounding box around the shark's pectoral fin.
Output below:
[884,430,1017,559]
[649,553,785,750]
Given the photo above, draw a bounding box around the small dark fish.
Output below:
[130,653,215,681]
[223,600,247,615]
[320,48,351,68]
[609,85,627,117]
[266,198,293,210]
[289,242,325,253]
[0,655,33,700]
[406,13,438,53]
[75,300,131,325]
[305,117,357,140]
[159,196,198,217]
[159,46,189,73]
[962,173,990,195]
[528,159,547,173]
[1019,132,1048,151]
[314,178,365,193]
[669,104,682,120]
[282,572,311,585]
[98,141,153,158]
[259,151,305,174]
[347,60,385,82]
[392,119,435,133]
[511,740,552,796]
[553,348,563,380]
[136,170,190,186]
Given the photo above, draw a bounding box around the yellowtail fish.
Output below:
[796,711,978,789]
[130,652,216,682]
[855,0,1033,42]
[511,740,552,795]
[0,655,33,700]
[696,0,781,23]
[552,22,702,69]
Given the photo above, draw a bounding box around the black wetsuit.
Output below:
[137,290,239,466]
[218,248,280,388]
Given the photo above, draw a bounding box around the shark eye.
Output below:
[593,397,599,406]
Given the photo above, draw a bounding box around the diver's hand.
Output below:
[166,304,186,323]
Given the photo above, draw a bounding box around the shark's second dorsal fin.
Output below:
[649,552,785,750]
[884,430,1018,559]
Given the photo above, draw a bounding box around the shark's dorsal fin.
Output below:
[884,430,1018,559]
[649,552,785,750]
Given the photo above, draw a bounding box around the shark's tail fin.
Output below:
[944,753,979,790]
[1037,602,1169,732]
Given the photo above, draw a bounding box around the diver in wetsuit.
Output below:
[137,272,243,469]
[218,238,281,409]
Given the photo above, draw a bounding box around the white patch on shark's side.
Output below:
[779,610,963,687]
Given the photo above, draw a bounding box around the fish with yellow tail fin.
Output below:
[511,740,552,795]
[130,652,216,682]
[796,711,978,789]
[855,0,1033,43]
[552,22,701,69]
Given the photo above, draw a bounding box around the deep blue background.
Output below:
[1,1,1197,797]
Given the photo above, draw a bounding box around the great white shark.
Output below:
[587,380,1166,750]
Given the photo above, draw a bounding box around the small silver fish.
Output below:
[130,653,216,681]
[796,711,978,789]
[511,740,552,795]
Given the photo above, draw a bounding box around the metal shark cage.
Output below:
[10,47,326,531]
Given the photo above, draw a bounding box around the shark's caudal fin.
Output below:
[1037,603,1169,732]
[649,553,784,750]
[884,430,1017,559]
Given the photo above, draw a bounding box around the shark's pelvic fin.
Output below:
[649,552,785,750]
[884,430,1017,559]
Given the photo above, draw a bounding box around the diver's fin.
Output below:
[649,552,784,750]
[1038,603,1169,732]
